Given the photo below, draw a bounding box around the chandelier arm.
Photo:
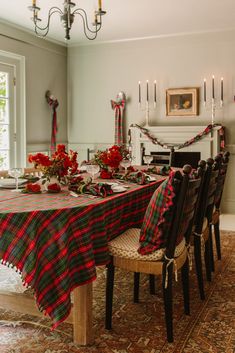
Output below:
[33,7,63,32]
[77,12,99,40]
[72,8,102,34]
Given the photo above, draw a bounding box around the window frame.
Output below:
[0,50,26,168]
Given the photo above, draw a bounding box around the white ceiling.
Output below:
[1,0,235,46]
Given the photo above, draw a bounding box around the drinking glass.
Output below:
[8,168,24,192]
[86,163,100,182]
[120,159,131,173]
[143,155,153,169]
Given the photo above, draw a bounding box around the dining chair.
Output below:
[193,158,219,299]
[87,148,96,162]
[0,168,40,178]
[0,170,9,178]
[212,151,230,260]
[105,164,202,342]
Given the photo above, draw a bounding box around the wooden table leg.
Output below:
[72,282,94,345]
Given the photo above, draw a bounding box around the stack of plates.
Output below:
[0,178,27,189]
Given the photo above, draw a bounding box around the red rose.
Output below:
[26,183,41,193]
[100,170,113,179]
[56,144,66,153]
[47,183,61,193]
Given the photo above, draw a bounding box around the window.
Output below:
[0,64,14,169]
[0,51,26,170]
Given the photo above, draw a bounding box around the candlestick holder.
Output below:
[203,98,223,125]
[139,101,156,127]
[203,76,224,125]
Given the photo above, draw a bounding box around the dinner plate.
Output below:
[105,181,129,188]
[145,175,156,182]
[0,178,27,188]
[111,185,127,193]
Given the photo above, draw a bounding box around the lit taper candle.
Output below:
[154,80,157,108]
[221,77,223,103]
[146,80,149,103]
[203,78,206,104]
[138,81,141,105]
[212,75,215,99]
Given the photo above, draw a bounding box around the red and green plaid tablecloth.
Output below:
[0,178,164,328]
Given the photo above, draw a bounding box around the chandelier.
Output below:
[28,0,106,41]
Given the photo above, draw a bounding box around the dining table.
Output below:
[0,174,165,345]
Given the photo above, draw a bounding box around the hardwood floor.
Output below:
[220,214,235,231]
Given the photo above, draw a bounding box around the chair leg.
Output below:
[149,274,156,295]
[194,236,205,300]
[162,263,173,343]
[209,225,215,272]
[181,258,190,314]
[105,260,115,330]
[133,272,140,303]
[214,221,222,260]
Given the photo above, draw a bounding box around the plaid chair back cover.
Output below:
[138,171,176,255]
[138,167,202,257]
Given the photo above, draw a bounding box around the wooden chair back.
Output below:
[213,152,230,210]
[165,165,202,259]
[193,158,218,233]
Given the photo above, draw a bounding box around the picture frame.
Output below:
[166,87,199,116]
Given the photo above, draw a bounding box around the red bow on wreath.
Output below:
[45,90,59,153]
[111,99,125,145]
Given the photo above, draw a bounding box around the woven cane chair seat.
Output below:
[108,228,186,261]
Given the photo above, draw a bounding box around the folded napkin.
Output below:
[86,183,114,197]
[114,171,152,185]
[143,166,172,176]
[69,176,114,198]
[21,175,40,183]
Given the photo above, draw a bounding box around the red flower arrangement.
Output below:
[93,145,130,171]
[28,144,78,182]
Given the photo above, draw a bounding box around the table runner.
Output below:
[0,178,164,328]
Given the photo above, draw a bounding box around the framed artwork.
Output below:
[166,87,199,116]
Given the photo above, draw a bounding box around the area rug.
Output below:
[0,231,234,353]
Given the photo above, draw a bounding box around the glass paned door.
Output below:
[0,64,14,170]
